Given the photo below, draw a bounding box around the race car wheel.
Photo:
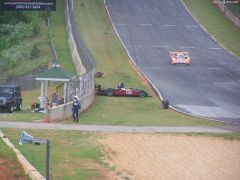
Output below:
[106,89,114,96]
[139,91,147,97]
[162,100,169,109]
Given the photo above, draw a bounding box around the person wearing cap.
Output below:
[72,96,81,122]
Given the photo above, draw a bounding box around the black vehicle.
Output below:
[0,84,22,113]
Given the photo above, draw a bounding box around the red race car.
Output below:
[96,83,148,97]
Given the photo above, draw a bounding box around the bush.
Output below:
[0,11,43,75]
[31,43,40,58]
[0,44,31,72]
[31,16,41,36]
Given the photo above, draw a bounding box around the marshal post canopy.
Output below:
[36,66,75,82]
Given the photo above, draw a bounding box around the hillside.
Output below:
[0,11,52,85]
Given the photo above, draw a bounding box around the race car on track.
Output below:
[95,83,148,97]
[170,52,190,65]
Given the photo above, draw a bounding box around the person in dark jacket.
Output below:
[72,96,81,122]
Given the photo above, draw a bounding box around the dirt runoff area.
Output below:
[98,133,240,180]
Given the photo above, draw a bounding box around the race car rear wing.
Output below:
[169,52,189,54]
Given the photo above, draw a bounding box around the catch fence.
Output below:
[44,0,96,122]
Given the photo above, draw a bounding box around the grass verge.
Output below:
[2,129,113,180]
[0,138,29,180]
[183,0,240,57]
[49,0,75,74]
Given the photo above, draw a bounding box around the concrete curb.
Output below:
[0,130,45,180]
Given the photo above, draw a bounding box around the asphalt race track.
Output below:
[105,0,240,124]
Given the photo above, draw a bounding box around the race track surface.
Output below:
[105,0,240,123]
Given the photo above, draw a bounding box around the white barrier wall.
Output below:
[44,88,95,122]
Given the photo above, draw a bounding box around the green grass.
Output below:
[0,138,29,179]
[183,0,240,57]
[70,0,222,126]
[50,0,75,74]
[2,129,110,180]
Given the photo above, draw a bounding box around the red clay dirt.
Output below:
[0,158,28,180]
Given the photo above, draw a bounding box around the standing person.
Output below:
[72,96,81,123]
[51,92,58,107]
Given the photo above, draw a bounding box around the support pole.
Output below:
[44,80,48,98]
[40,81,44,108]
[64,82,67,104]
[46,140,50,180]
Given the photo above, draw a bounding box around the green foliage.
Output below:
[0,11,49,79]
[31,16,41,35]
[0,42,32,72]
[31,43,40,58]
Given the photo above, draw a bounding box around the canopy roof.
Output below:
[36,66,75,82]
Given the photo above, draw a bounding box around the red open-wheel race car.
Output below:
[95,83,148,97]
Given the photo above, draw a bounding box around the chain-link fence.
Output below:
[213,0,240,28]
[65,0,96,101]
